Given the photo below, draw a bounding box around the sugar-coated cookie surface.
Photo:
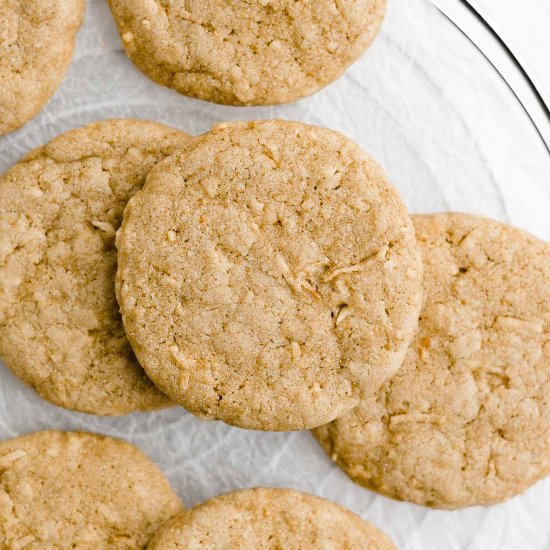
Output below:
[116,120,422,431]
[314,213,550,508]
[0,430,183,548]
[0,119,191,415]
[0,0,84,136]
[148,487,395,549]
[107,0,386,106]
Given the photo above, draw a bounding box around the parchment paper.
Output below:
[1,1,550,548]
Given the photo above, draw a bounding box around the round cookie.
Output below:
[0,430,183,548]
[0,0,84,136]
[107,0,387,106]
[314,212,550,509]
[116,120,422,431]
[0,119,191,415]
[148,487,395,549]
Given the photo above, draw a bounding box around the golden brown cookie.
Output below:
[116,120,422,431]
[314,212,550,509]
[0,430,183,548]
[0,119,191,415]
[0,0,84,136]
[148,487,395,550]
[107,0,387,106]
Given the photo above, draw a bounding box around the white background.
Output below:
[0,1,549,549]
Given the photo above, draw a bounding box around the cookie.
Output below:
[107,0,387,106]
[0,0,84,136]
[148,487,395,549]
[0,119,191,415]
[116,120,422,431]
[0,430,182,548]
[314,212,550,509]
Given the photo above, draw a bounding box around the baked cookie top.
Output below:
[0,430,182,548]
[116,120,422,431]
[107,0,386,106]
[0,119,191,415]
[314,213,550,508]
[0,0,84,136]
[148,487,395,549]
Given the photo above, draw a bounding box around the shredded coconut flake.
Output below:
[325,247,388,281]
[92,220,116,237]
[336,305,352,326]
[290,341,301,359]
[169,345,197,371]
[0,449,27,467]
[390,413,444,426]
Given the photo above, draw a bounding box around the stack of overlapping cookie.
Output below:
[1,0,549,548]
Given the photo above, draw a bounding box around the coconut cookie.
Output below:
[0,0,84,136]
[107,0,387,106]
[314,213,550,509]
[116,120,422,431]
[0,119,191,415]
[148,487,395,549]
[0,430,183,548]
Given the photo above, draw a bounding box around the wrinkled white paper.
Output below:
[1,1,549,549]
